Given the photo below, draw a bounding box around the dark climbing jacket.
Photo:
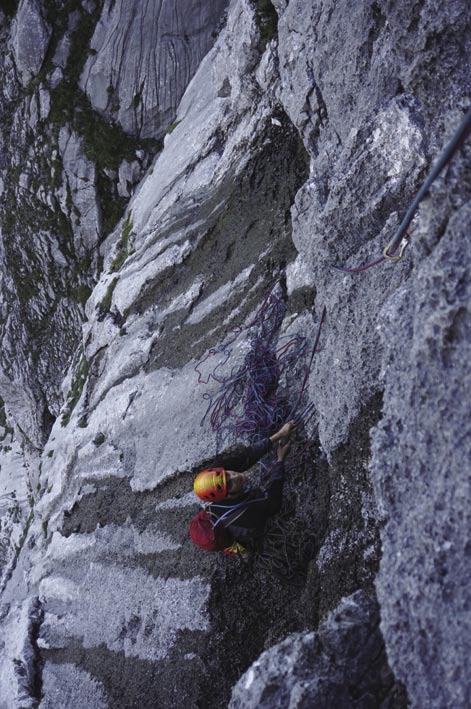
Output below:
[208,438,285,547]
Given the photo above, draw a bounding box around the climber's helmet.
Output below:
[193,467,228,502]
[194,468,247,501]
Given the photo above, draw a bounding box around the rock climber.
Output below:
[189,420,297,555]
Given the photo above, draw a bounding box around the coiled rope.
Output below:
[195,286,325,455]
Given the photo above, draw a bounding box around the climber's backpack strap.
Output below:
[209,496,267,528]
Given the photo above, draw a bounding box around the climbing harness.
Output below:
[210,496,267,528]
[334,105,471,273]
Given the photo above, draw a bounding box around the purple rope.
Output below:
[332,255,386,274]
[195,287,326,464]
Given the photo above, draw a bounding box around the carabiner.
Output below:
[383,236,410,262]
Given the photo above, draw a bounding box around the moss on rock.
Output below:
[61,353,90,427]
[110,212,135,272]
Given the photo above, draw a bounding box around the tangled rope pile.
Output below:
[195,286,323,456]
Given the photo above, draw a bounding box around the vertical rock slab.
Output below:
[10,0,51,86]
[58,127,101,253]
[371,205,471,708]
[80,0,229,138]
[274,0,471,705]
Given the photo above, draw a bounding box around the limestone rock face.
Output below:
[10,0,51,86]
[58,127,101,252]
[371,204,471,708]
[0,0,469,707]
[80,0,229,138]
[272,1,471,705]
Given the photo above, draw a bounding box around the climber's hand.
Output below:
[277,439,292,462]
[271,420,297,443]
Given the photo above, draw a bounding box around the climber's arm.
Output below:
[212,421,297,472]
[261,438,291,514]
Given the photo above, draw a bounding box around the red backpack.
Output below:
[189,510,232,551]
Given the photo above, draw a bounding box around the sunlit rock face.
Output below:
[0,0,226,608]
[0,0,470,707]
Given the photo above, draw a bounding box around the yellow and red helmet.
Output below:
[193,467,228,502]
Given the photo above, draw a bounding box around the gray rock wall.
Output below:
[10,0,51,86]
[371,203,471,708]
[0,2,231,698]
[0,0,469,707]
[272,1,471,705]
[80,0,228,138]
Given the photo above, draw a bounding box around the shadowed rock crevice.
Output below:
[29,598,45,705]
[308,391,384,620]
[1,0,18,18]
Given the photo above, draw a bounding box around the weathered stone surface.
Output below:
[230,591,398,708]
[371,203,471,708]
[80,0,229,138]
[0,0,469,707]
[58,127,101,252]
[41,662,108,709]
[273,0,471,705]
[117,159,140,198]
[10,0,51,86]
[0,1,311,705]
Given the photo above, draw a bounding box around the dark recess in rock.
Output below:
[1,0,18,17]
[196,395,405,708]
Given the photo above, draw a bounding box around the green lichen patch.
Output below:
[61,352,90,427]
[49,85,160,234]
[1,0,18,17]
[97,277,119,320]
[71,283,93,308]
[166,119,181,135]
[110,212,135,272]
